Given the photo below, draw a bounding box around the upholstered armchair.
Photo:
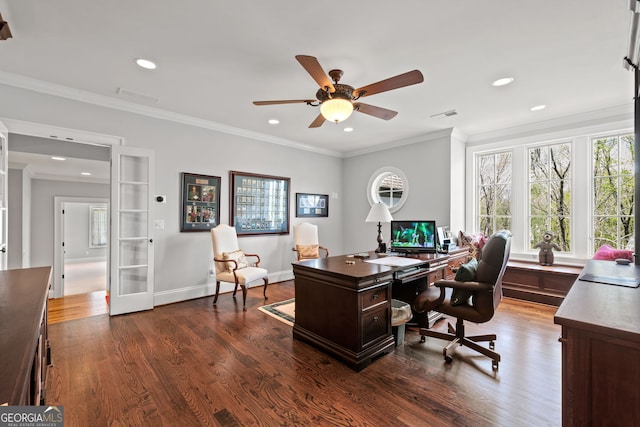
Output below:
[292,222,329,261]
[413,229,512,370]
[211,224,269,311]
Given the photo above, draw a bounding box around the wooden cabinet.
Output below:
[444,247,470,279]
[0,267,52,405]
[293,255,395,371]
[554,260,640,425]
[503,261,581,305]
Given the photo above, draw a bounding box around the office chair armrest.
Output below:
[434,279,493,292]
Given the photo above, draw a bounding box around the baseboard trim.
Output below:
[153,270,294,306]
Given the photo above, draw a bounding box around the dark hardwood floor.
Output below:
[46,280,561,426]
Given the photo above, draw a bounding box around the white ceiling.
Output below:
[0,0,635,162]
[9,151,109,182]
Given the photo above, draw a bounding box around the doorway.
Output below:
[4,118,155,318]
[62,200,108,296]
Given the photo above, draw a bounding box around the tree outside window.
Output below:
[528,143,572,251]
[593,133,634,251]
[477,151,512,237]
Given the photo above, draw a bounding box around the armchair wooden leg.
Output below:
[241,285,247,311]
[262,278,269,300]
[213,281,221,306]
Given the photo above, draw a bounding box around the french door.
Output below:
[109,145,155,315]
[0,124,7,270]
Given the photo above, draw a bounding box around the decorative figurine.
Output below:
[534,231,561,266]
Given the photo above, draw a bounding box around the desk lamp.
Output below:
[365,202,393,253]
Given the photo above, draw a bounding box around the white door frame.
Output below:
[0,122,7,270]
[53,196,109,298]
[1,119,155,314]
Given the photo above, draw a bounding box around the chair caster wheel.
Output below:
[492,360,499,371]
[420,336,426,343]
[489,341,495,350]
[445,356,453,364]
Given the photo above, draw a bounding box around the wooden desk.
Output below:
[554,260,640,426]
[0,267,52,405]
[292,251,458,371]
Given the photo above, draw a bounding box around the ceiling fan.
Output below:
[253,55,424,128]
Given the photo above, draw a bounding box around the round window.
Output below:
[367,167,408,213]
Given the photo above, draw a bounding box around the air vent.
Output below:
[117,88,159,104]
[430,109,458,118]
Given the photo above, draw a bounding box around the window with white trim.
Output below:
[477,151,512,237]
[528,142,572,251]
[592,132,634,252]
[469,128,634,260]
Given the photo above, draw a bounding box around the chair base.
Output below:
[418,317,500,370]
[212,278,269,311]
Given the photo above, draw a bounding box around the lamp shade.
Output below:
[320,98,354,123]
[365,202,393,223]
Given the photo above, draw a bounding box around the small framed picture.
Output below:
[180,172,221,232]
[296,193,329,218]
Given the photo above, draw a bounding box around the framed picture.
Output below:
[296,193,329,217]
[230,171,290,236]
[180,172,221,232]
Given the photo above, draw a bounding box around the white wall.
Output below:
[30,179,109,268]
[0,83,344,303]
[64,202,108,261]
[342,130,459,254]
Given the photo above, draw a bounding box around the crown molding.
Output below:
[466,104,634,146]
[0,71,342,158]
[343,127,457,158]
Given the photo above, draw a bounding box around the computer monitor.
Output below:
[390,220,437,253]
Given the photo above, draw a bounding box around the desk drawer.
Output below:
[360,285,389,311]
[361,306,389,347]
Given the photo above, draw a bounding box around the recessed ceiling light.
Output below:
[51,156,66,161]
[492,77,514,87]
[344,127,354,132]
[530,104,547,111]
[268,119,279,125]
[81,172,92,176]
[135,58,157,70]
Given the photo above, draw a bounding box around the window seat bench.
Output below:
[502,261,583,306]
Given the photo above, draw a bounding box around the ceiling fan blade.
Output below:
[354,103,398,120]
[253,99,316,106]
[309,113,326,128]
[353,70,424,98]
[295,55,335,92]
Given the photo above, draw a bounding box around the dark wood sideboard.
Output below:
[292,249,469,371]
[502,261,582,306]
[554,260,640,425]
[0,267,52,405]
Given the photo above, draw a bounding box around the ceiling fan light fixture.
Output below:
[320,98,353,123]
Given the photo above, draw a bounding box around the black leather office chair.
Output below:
[413,230,511,370]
